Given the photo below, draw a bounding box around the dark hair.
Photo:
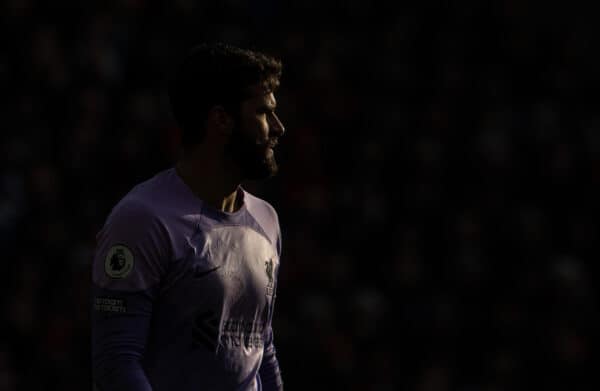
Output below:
[168,43,282,147]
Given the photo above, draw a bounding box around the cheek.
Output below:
[251,120,269,142]
[239,117,267,140]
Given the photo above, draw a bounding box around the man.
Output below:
[91,43,285,391]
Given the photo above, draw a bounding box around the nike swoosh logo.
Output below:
[193,265,221,278]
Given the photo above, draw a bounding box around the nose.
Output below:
[269,113,285,137]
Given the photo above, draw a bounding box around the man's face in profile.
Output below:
[227,85,285,180]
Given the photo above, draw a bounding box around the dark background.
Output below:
[1,1,598,390]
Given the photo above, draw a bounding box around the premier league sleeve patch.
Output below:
[104,244,134,279]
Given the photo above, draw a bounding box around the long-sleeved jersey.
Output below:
[91,168,283,390]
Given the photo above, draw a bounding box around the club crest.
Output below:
[105,245,134,279]
[265,258,275,295]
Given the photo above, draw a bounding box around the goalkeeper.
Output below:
[91,43,286,391]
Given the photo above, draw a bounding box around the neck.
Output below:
[176,145,243,213]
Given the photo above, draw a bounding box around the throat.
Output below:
[221,190,243,213]
[175,160,243,213]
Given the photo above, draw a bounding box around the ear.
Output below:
[206,105,234,137]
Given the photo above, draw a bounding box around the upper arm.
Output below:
[93,200,169,291]
[91,200,170,390]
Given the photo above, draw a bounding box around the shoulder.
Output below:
[102,196,162,241]
[243,190,282,256]
[105,169,176,226]
[98,170,180,249]
[107,195,160,227]
[98,195,170,255]
[94,174,175,289]
[243,190,280,228]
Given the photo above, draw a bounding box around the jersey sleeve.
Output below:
[258,216,284,391]
[91,200,170,391]
[258,326,284,390]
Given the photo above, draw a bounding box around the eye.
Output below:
[257,108,273,118]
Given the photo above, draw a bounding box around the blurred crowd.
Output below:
[0,1,598,390]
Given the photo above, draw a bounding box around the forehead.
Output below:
[244,84,276,107]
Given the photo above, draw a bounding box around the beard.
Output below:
[226,124,279,181]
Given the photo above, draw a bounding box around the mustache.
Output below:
[255,139,279,149]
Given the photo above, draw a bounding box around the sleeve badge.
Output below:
[104,245,134,279]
